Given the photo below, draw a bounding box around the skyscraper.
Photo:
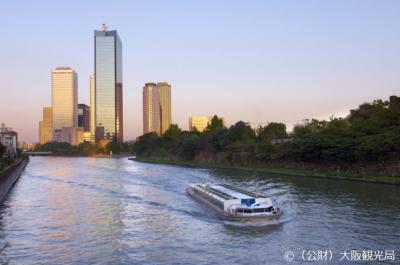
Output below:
[77,104,90,132]
[94,25,123,142]
[39,106,52,144]
[143,83,160,135]
[90,75,95,136]
[142,82,172,135]
[51,67,77,141]
[157,82,172,134]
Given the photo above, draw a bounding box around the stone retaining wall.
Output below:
[0,156,29,202]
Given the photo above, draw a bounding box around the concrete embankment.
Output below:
[0,156,29,202]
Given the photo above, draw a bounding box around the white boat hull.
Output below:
[186,187,283,222]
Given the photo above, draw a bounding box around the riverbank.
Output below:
[27,153,133,158]
[0,156,29,202]
[131,157,400,185]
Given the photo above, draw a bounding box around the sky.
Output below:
[1,0,400,143]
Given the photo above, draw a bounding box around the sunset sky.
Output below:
[1,0,400,143]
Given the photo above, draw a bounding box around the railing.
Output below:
[219,183,264,198]
[201,185,236,200]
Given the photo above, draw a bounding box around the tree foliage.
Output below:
[133,96,400,165]
[34,140,134,156]
[0,143,6,158]
[206,115,224,131]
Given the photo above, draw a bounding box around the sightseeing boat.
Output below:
[186,183,283,221]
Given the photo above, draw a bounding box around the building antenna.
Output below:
[101,23,108,32]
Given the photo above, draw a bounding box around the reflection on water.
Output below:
[0,156,398,264]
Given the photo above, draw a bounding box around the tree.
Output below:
[206,115,225,131]
[133,132,161,156]
[207,127,229,152]
[228,121,255,142]
[256,122,287,141]
[34,141,79,155]
[78,142,96,155]
[131,95,400,166]
[175,134,202,160]
[105,140,121,154]
[162,124,182,142]
[120,141,135,153]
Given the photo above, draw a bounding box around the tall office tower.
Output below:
[94,24,123,142]
[39,106,53,144]
[51,67,78,141]
[143,83,160,135]
[157,82,172,134]
[77,104,90,132]
[90,75,95,135]
[189,116,212,132]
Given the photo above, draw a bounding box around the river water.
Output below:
[0,156,398,264]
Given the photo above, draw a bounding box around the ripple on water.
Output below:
[0,156,398,265]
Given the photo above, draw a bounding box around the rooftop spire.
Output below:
[101,23,108,32]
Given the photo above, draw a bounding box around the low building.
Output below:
[53,127,84,146]
[189,116,212,132]
[62,127,84,146]
[83,132,95,143]
[0,123,18,157]
[39,106,53,144]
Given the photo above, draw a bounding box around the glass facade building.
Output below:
[51,67,78,141]
[94,29,123,142]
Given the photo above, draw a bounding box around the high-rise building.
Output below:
[77,104,90,132]
[52,67,78,141]
[189,116,212,132]
[90,75,95,136]
[143,83,160,135]
[142,82,172,135]
[39,106,53,144]
[94,25,123,142]
[157,82,172,134]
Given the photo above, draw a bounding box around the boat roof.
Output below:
[210,185,253,199]
[195,183,265,200]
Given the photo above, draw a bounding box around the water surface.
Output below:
[0,157,398,264]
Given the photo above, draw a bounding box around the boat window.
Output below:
[253,208,265,213]
[243,209,252,214]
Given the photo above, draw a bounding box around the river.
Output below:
[0,156,398,264]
